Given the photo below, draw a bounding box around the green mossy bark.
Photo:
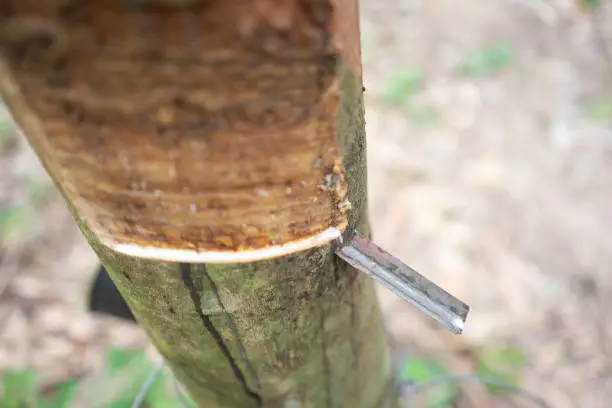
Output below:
[80,67,399,408]
[88,238,396,408]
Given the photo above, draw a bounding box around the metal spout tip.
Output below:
[450,315,467,335]
[335,233,471,335]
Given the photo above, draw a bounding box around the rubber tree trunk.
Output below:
[0,1,400,407]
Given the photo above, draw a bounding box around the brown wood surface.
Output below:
[0,0,353,259]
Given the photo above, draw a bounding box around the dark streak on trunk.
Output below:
[199,264,262,391]
[179,263,263,407]
[332,255,341,283]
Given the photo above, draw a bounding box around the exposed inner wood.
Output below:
[0,0,351,258]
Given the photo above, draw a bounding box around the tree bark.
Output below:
[0,1,400,407]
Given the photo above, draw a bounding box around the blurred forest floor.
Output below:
[2,1,612,407]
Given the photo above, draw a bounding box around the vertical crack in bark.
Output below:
[332,256,341,283]
[200,264,262,391]
[179,263,262,407]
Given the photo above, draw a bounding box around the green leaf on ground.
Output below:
[2,369,38,408]
[457,44,514,76]
[476,346,525,393]
[401,357,458,407]
[578,0,600,12]
[145,364,197,408]
[405,102,441,126]
[585,100,612,122]
[381,69,423,104]
[103,347,151,408]
[0,348,190,408]
[0,205,29,244]
[105,347,148,374]
[147,371,183,408]
[38,379,77,408]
